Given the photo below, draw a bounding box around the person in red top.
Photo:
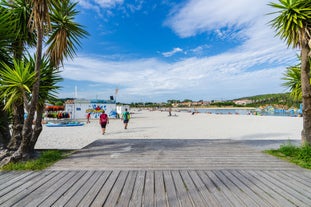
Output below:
[99,110,109,135]
[86,112,91,123]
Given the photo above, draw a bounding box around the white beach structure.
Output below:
[116,105,130,115]
[65,99,117,120]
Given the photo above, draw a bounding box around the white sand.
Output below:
[35,109,303,150]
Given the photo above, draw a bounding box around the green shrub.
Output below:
[265,143,311,169]
[1,150,71,171]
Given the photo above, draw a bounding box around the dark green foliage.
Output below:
[239,93,300,108]
[1,150,70,171]
[265,143,311,169]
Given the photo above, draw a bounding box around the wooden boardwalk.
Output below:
[0,139,311,206]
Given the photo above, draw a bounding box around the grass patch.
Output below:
[265,143,311,169]
[1,150,72,171]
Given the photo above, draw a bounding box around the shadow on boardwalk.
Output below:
[0,139,310,206]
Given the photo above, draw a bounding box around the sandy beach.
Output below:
[35,109,303,150]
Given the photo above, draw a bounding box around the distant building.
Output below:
[233,99,252,106]
[65,99,116,119]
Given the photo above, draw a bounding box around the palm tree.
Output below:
[0,60,35,150]
[1,0,37,150]
[282,63,302,101]
[0,60,35,111]
[0,4,17,148]
[269,0,311,144]
[15,0,51,158]
[16,0,88,158]
[27,55,63,152]
[0,0,87,163]
[47,0,89,67]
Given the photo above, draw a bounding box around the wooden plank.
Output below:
[104,171,128,207]
[222,170,270,207]
[143,171,154,207]
[91,170,120,206]
[78,171,112,207]
[22,171,78,207]
[0,172,22,185]
[163,171,179,207]
[290,170,311,188]
[281,171,311,188]
[276,171,311,197]
[154,171,167,207]
[2,171,67,207]
[64,171,102,207]
[231,170,280,207]
[51,139,304,171]
[205,171,244,207]
[59,171,98,206]
[0,171,37,192]
[171,170,193,207]
[187,170,219,207]
[180,170,209,207]
[0,172,40,198]
[129,170,145,207]
[116,171,137,207]
[238,170,294,207]
[38,171,86,207]
[0,172,57,205]
[213,170,256,207]
[196,170,232,207]
[263,171,311,204]
[249,171,304,207]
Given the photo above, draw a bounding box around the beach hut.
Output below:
[65,99,117,120]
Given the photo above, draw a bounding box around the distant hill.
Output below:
[234,93,300,108]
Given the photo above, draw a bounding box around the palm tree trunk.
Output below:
[7,103,24,150]
[0,103,11,148]
[300,42,311,145]
[18,24,43,157]
[29,104,44,153]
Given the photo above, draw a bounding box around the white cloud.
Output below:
[64,0,297,102]
[165,0,272,38]
[162,47,183,57]
[62,32,296,102]
[93,0,124,8]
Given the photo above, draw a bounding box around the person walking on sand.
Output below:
[86,112,91,123]
[122,108,130,129]
[99,110,109,135]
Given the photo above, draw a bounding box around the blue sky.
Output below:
[59,0,298,103]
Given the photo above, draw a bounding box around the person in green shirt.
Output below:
[122,108,130,129]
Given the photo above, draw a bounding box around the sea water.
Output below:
[189,108,299,117]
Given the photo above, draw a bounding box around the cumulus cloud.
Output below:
[61,0,297,102]
[62,34,296,102]
[165,0,271,38]
[162,48,183,57]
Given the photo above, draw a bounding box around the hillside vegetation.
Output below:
[237,93,300,109]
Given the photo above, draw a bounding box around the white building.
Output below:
[65,99,117,119]
[116,105,130,117]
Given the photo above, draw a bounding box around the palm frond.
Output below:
[0,59,35,110]
[268,0,311,48]
[46,0,89,66]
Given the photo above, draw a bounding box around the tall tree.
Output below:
[28,55,63,152]
[0,3,16,148]
[0,59,35,151]
[269,0,311,144]
[0,0,88,164]
[2,0,36,150]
